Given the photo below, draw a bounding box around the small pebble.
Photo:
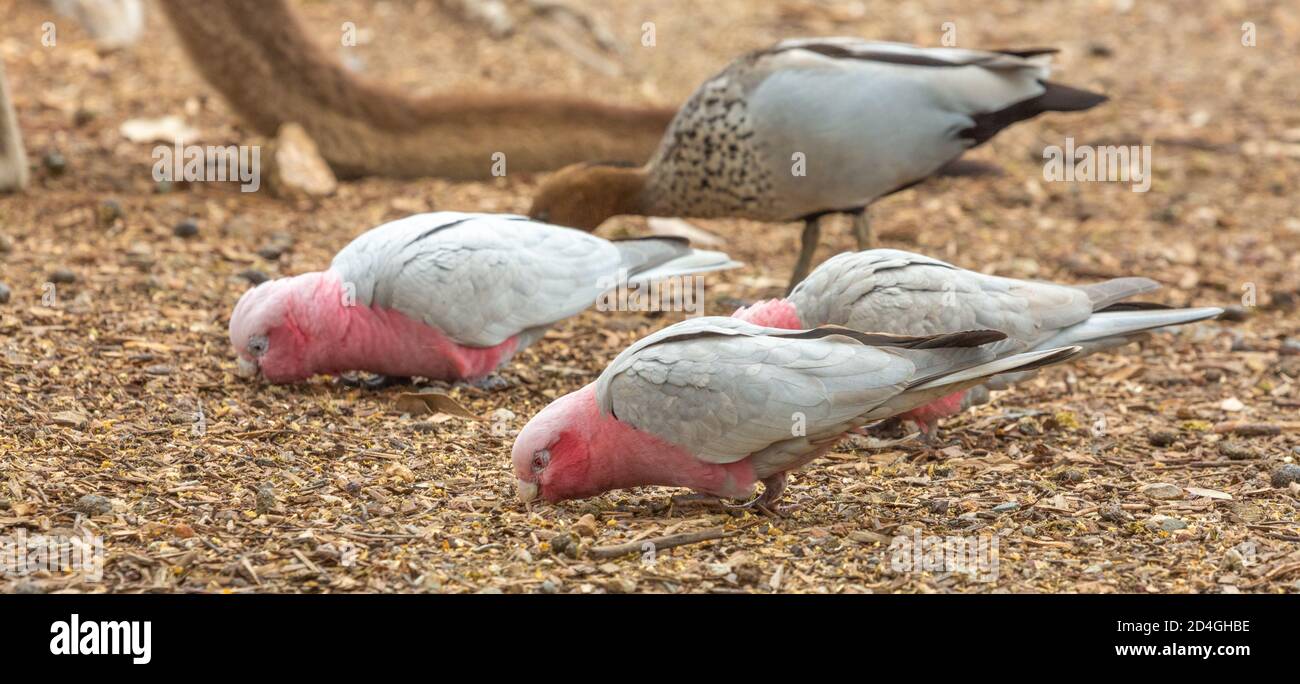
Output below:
[571,513,599,538]
[1147,430,1179,447]
[0,283,10,304]
[549,534,572,555]
[97,199,124,227]
[0,233,12,253]
[255,484,277,514]
[1140,482,1184,500]
[1218,442,1256,460]
[73,107,96,127]
[239,269,270,286]
[43,151,67,176]
[75,494,113,516]
[1145,515,1187,532]
[257,245,284,260]
[49,268,77,284]
[992,501,1019,513]
[1055,467,1086,483]
[1271,464,1300,489]
[1100,504,1129,523]
[172,219,199,238]
[1088,42,1114,57]
[1280,339,1300,356]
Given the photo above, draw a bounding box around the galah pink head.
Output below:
[511,385,599,503]
[731,298,802,329]
[228,270,337,383]
[511,384,758,504]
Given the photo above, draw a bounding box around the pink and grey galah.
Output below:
[227,212,738,384]
[732,249,1224,434]
[511,316,1083,506]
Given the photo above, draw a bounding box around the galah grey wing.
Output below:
[330,212,625,347]
[747,40,1054,215]
[790,249,1104,354]
[593,317,996,467]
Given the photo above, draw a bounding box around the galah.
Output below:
[512,316,1081,506]
[733,249,1223,434]
[528,38,1106,289]
[228,212,738,384]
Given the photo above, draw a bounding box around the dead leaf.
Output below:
[1186,486,1233,500]
[394,392,480,420]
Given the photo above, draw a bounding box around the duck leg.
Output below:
[851,208,872,249]
[787,216,822,294]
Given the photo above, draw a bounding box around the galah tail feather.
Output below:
[733,249,1223,433]
[227,212,739,383]
[511,316,1083,505]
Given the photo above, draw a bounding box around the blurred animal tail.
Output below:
[155,0,675,180]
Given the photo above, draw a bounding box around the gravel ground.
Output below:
[0,0,1297,593]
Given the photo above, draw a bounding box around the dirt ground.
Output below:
[1,0,1298,594]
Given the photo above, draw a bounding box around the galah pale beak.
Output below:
[236,357,259,378]
[516,479,539,503]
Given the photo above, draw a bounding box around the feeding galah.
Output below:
[733,249,1224,435]
[511,316,1082,506]
[228,212,738,385]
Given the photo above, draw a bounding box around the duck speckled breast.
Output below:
[644,65,779,221]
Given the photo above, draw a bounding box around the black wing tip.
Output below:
[791,326,1007,349]
[996,47,1060,58]
[913,329,1008,349]
[1014,346,1084,373]
[612,235,692,246]
[1096,301,1175,312]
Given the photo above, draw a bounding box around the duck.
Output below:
[529,38,1108,291]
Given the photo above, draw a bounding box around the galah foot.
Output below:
[462,374,511,392]
[339,373,413,390]
[725,473,790,515]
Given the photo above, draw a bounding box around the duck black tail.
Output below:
[963,81,1108,146]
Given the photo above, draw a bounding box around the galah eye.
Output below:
[247,335,269,356]
[531,449,550,472]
